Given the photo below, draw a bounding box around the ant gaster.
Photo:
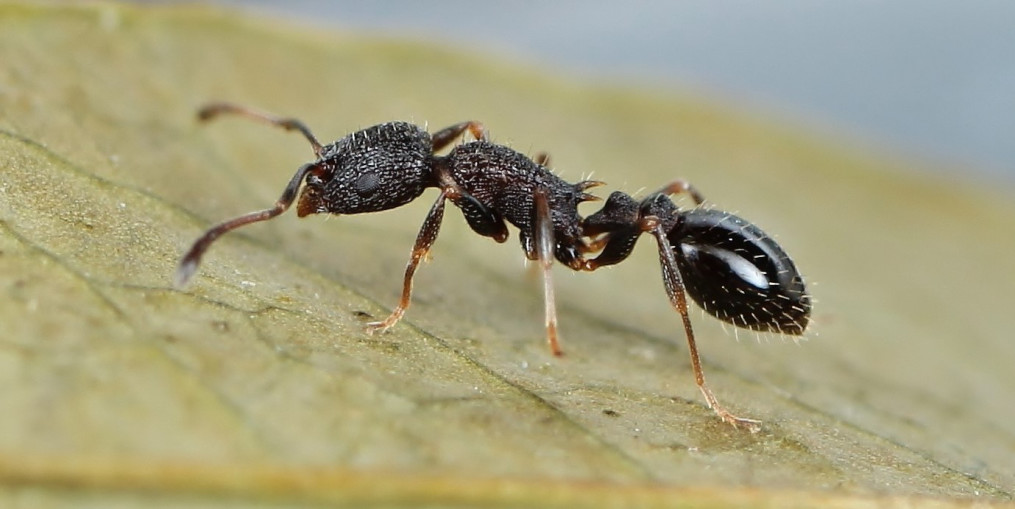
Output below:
[175,103,812,431]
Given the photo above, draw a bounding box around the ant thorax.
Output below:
[446,141,590,266]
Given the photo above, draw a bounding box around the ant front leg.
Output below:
[532,189,563,356]
[646,218,762,432]
[430,121,487,151]
[365,190,450,334]
[197,102,324,157]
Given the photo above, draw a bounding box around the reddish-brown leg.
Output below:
[175,163,323,287]
[645,217,761,432]
[655,179,705,205]
[430,121,487,151]
[533,189,563,356]
[365,190,449,334]
[197,102,324,157]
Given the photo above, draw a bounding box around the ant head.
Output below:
[669,208,811,335]
[297,122,436,217]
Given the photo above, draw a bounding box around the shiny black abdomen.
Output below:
[668,208,811,334]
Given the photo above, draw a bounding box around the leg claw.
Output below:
[717,410,762,433]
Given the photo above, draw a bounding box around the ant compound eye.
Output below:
[671,209,811,334]
[354,171,381,197]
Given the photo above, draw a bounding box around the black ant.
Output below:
[175,103,811,431]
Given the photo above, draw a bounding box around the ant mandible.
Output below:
[175,102,812,431]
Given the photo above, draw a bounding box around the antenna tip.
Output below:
[173,259,197,289]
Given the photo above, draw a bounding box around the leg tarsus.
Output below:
[365,191,449,334]
[698,385,762,432]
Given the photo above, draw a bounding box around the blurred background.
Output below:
[201,0,1015,185]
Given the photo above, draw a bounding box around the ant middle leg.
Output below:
[450,192,509,242]
[532,189,563,356]
[430,121,487,152]
[197,102,324,157]
[365,190,449,334]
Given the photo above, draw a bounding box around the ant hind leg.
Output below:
[647,220,762,432]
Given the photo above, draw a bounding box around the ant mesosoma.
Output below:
[175,102,811,431]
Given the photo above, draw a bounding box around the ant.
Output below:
[175,102,811,431]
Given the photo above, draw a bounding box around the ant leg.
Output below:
[433,165,508,242]
[365,190,449,334]
[197,102,324,157]
[646,218,762,432]
[175,163,322,288]
[430,121,487,151]
[451,192,509,242]
[654,179,705,205]
[533,189,563,356]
